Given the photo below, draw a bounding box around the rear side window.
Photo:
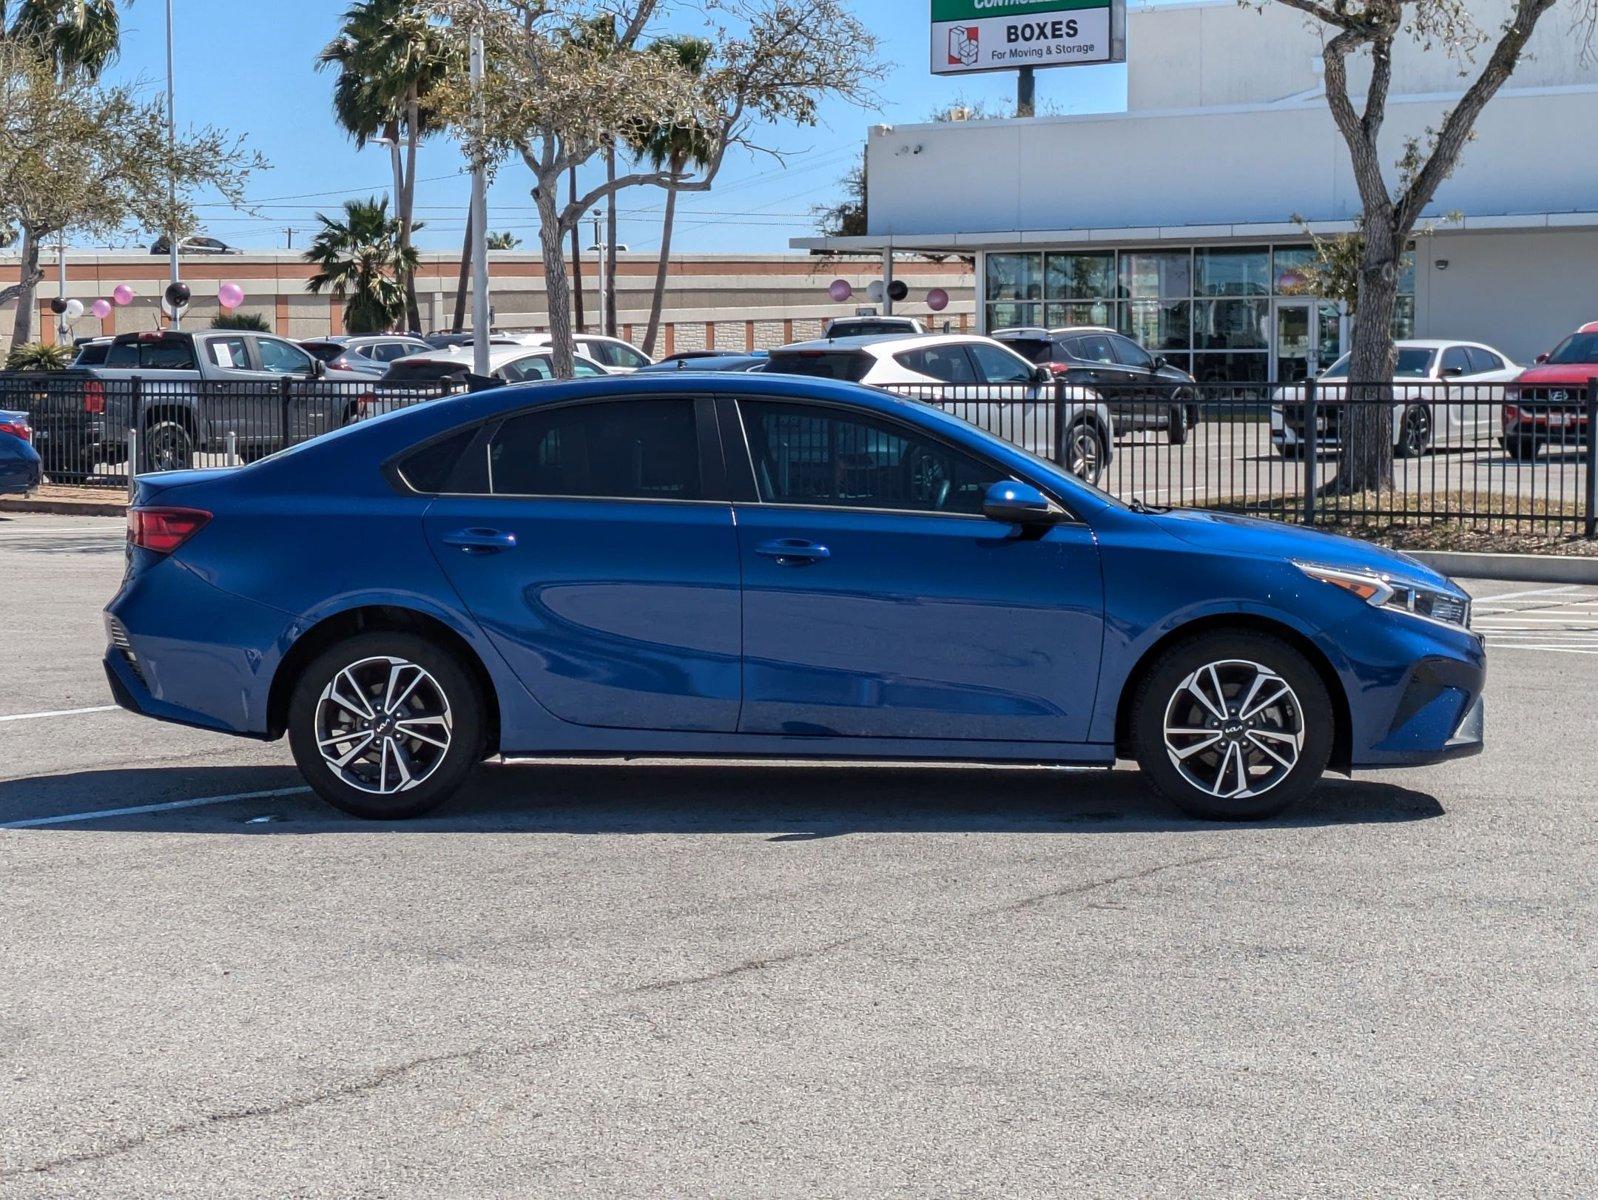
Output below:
[73,342,110,366]
[997,337,1052,364]
[105,338,198,369]
[302,342,345,363]
[765,351,872,381]
[489,399,701,500]
[1465,347,1504,374]
[894,345,977,383]
[1441,346,1472,376]
[396,427,477,493]
[1069,334,1117,365]
[207,337,250,370]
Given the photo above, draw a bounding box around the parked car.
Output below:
[354,345,610,420]
[422,332,527,350]
[1500,322,1598,460]
[635,352,768,374]
[0,409,42,495]
[766,333,1114,483]
[70,337,114,367]
[301,335,434,378]
[1270,339,1520,458]
[496,332,653,373]
[103,373,1484,824]
[149,235,241,256]
[823,315,926,338]
[992,325,1200,444]
[22,329,335,478]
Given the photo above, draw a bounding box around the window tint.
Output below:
[1070,334,1118,365]
[397,427,477,493]
[740,400,1004,515]
[106,337,198,370]
[499,355,553,383]
[384,358,468,384]
[1546,332,1598,365]
[573,357,605,378]
[611,344,650,369]
[206,336,250,370]
[257,338,313,374]
[967,342,1035,384]
[1109,334,1154,371]
[302,341,345,363]
[764,350,873,381]
[1440,346,1472,377]
[994,337,1053,365]
[1465,347,1504,374]
[894,344,977,384]
[489,400,701,500]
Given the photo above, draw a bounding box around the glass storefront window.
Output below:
[987,302,1039,330]
[1122,299,1191,352]
[1273,246,1318,293]
[987,253,1041,302]
[1196,247,1270,297]
[1193,298,1269,350]
[1045,301,1117,329]
[1119,251,1191,301]
[1191,353,1269,385]
[1392,295,1415,340]
[1045,252,1115,300]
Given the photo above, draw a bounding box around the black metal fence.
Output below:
[2,371,1594,539]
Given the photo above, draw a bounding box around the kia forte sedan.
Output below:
[103,375,1485,822]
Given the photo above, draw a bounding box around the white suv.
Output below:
[766,334,1114,482]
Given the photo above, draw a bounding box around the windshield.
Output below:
[383,359,469,383]
[1320,348,1434,379]
[1545,332,1598,365]
[302,342,346,363]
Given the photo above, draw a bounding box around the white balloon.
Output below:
[866,280,885,303]
[62,298,84,320]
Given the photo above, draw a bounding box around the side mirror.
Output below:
[1031,364,1054,384]
[1535,353,1550,364]
[983,480,1059,526]
[311,358,328,378]
[1153,355,1168,371]
[1441,365,1465,378]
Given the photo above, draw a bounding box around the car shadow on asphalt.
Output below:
[0,762,1445,837]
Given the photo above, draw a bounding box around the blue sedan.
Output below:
[0,409,43,495]
[103,375,1485,821]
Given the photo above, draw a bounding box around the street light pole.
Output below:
[469,27,491,377]
[591,210,608,335]
[165,0,181,329]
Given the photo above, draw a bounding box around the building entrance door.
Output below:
[1272,300,1343,383]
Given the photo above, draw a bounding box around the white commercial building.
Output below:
[797,0,1598,380]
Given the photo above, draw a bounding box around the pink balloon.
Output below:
[926,287,950,312]
[828,279,853,303]
[91,298,113,320]
[111,284,135,306]
[218,282,245,309]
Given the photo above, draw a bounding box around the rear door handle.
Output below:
[755,538,830,565]
[441,527,517,554]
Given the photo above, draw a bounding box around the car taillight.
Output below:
[83,380,106,414]
[0,418,30,442]
[127,507,211,555]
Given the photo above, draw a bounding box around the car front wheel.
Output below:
[287,631,485,819]
[1131,632,1333,821]
[1064,421,1108,484]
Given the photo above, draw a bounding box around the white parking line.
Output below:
[1,787,313,829]
[1471,585,1583,606]
[0,705,119,723]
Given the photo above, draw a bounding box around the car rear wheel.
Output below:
[1064,421,1107,485]
[287,631,485,820]
[1167,397,1193,445]
[1395,404,1432,458]
[1131,632,1333,821]
[141,420,194,473]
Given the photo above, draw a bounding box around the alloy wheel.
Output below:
[1162,658,1305,800]
[314,655,454,795]
[1400,405,1431,456]
[1067,425,1102,481]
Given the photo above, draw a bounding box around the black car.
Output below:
[993,326,1199,444]
[636,352,768,374]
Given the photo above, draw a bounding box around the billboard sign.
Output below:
[931,0,1124,75]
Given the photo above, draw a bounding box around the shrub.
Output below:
[4,342,74,372]
[212,312,272,332]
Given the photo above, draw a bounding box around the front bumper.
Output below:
[1342,625,1487,769]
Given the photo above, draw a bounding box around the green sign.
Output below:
[931,0,1122,76]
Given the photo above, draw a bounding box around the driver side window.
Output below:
[739,400,1004,515]
[256,337,313,375]
[966,342,1035,384]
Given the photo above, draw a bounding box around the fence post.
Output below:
[128,375,143,496]
[1585,378,1597,540]
[1053,379,1067,469]
[280,375,292,450]
[1302,377,1318,526]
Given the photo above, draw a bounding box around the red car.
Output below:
[1501,321,1598,459]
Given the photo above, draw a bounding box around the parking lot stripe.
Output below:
[0,705,119,723]
[0,787,312,829]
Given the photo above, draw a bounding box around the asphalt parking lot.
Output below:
[2,512,1595,1198]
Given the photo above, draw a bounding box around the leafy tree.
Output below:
[626,34,714,358]
[433,0,883,378]
[813,151,866,241]
[303,196,420,334]
[1262,0,1590,493]
[212,312,272,332]
[0,41,263,348]
[4,340,72,370]
[318,0,460,330]
[486,230,521,249]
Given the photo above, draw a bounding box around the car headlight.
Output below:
[1295,562,1471,629]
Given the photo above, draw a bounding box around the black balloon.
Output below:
[887,279,909,302]
[49,297,68,314]
[164,281,192,307]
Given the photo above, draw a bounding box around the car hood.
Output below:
[1150,508,1456,590]
[1515,364,1597,385]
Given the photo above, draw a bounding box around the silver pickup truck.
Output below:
[22,329,352,478]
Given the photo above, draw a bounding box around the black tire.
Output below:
[287,631,485,820]
[1064,421,1108,485]
[1166,397,1192,445]
[1501,435,1541,461]
[141,419,194,473]
[340,403,362,428]
[1274,442,1306,460]
[1394,404,1432,458]
[1130,631,1334,822]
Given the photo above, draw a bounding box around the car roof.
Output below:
[775,333,991,357]
[395,345,602,370]
[993,326,1118,338]
[1576,321,1598,334]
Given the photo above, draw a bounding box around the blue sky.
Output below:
[95,1,1130,254]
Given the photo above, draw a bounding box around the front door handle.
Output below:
[442,527,517,554]
[755,538,830,565]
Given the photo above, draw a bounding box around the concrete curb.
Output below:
[0,496,126,518]
[1407,549,1598,584]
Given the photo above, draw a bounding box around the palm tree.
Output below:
[2,0,122,348]
[303,197,418,334]
[486,231,522,250]
[628,36,714,358]
[317,0,456,331]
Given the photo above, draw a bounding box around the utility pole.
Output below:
[605,145,618,337]
[56,231,68,342]
[283,227,296,250]
[469,26,491,376]
[590,210,609,337]
[165,0,181,329]
[1017,66,1036,118]
[570,166,586,333]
